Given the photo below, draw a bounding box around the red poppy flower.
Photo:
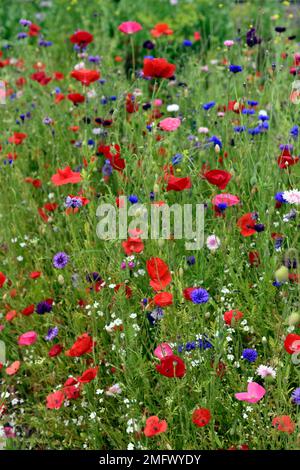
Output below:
[126,93,139,113]
[46,390,65,409]
[70,30,93,47]
[77,367,98,384]
[24,177,42,188]
[153,292,173,307]
[143,58,176,79]
[272,416,295,434]
[63,384,81,400]
[29,271,41,279]
[21,304,35,316]
[114,283,132,299]
[277,148,299,169]
[237,212,257,237]
[146,257,172,291]
[284,333,300,354]
[248,250,260,266]
[192,408,211,427]
[183,287,195,301]
[53,72,64,80]
[156,354,186,378]
[98,144,125,171]
[166,175,191,192]
[203,169,232,190]
[30,71,52,86]
[67,93,85,105]
[223,309,243,325]
[122,237,144,255]
[65,333,94,357]
[6,310,17,322]
[70,69,100,86]
[151,23,173,38]
[0,272,6,288]
[51,166,82,186]
[227,100,244,113]
[48,344,63,357]
[144,416,168,437]
[8,132,27,145]
[29,23,41,37]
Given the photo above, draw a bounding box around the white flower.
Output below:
[282,189,300,205]
[89,412,97,420]
[206,235,221,251]
[127,443,135,450]
[105,383,122,396]
[198,127,209,134]
[256,365,276,379]
[167,104,179,112]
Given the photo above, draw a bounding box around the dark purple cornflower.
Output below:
[36,300,52,315]
[17,33,28,40]
[88,55,101,63]
[86,272,101,283]
[45,326,59,341]
[102,160,113,176]
[246,28,261,47]
[53,252,69,269]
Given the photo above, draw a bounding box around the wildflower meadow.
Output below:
[0,0,300,455]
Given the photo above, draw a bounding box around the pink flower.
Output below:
[224,40,235,47]
[159,117,181,132]
[118,21,142,35]
[154,343,173,360]
[235,381,266,403]
[212,193,240,207]
[18,331,38,346]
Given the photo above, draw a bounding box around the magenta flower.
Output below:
[235,381,266,403]
[212,193,240,207]
[154,343,173,360]
[118,21,142,35]
[18,331,38,346]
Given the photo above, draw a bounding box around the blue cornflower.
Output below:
[128,195,138,204]
[217,202,227,212]
[198,337,213,350]
[88,55,101,63]
[242,108,255,115]
[17,32,28,39]
[290,125,299,139]
[208,135,222,148]
[190,288,210,304]
[279,144,293,151]
[186,256,196,266]
[65,196,83,209]
[147,308,164,325]
[53,252,69,269]
[172,153,183,165]
[182,39,193,47]
[202,101,216,111]
[234,125,246,133]
[275,192,287,203]
[101,97,108,105]
[102,160,113,176]
[291,387,300,405]
[247,100,259,106]
[242,348,258,362]
[45,327,59,341]
[229,64,243,73]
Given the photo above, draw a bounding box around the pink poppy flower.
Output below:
[18,331,38,346]
[235,381,266,403]
[212,193,240,207]
[46,390,65,409]
[118,21,142,35]
[154,343,173,360]
[6,360,21,376]
[159,117,181,132]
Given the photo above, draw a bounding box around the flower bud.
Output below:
[275,266,289,282]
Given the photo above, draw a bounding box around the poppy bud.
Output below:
[158,239,165,248]
[288,312,300,326]
[214,144,221,154]
[153,183,160,193]
[178,267,184,277]
[275,266,289,282]
[57,275,64,285]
